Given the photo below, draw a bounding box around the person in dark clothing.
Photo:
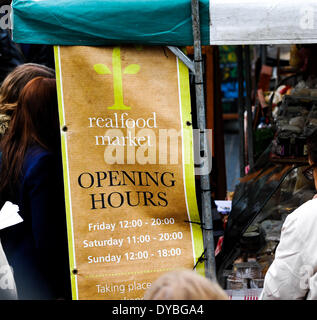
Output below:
[19,44,55,70]
[0,29,55,83]
[0,30,24,84]
[0,77,71,299]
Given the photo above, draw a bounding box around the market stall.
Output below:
[10,0,317,300]
[215,42,317,299]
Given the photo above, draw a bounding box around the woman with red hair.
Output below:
[0,77,71,299]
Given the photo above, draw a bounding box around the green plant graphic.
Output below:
[94,47,140,110]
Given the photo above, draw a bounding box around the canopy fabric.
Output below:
[12,0,317,46]
[209,0,317,45]
[12,0,210,46]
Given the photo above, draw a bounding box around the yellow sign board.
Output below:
[54,45,204,300]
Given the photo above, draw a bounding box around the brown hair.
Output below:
[0,63,55,116]
[0,77,60,193]
[143,270,229,300]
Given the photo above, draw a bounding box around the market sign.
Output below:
[54,45,204,300]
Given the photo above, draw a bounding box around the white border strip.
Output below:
[176,57,196,267]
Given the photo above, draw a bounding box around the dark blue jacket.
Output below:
[0,145,71,299]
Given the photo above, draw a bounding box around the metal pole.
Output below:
[237,46,245,177]
[244,45,254,170]
[260,45,267,66]
[191,0,216,280]
[167,46,196,74]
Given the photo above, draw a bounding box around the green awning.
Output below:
[12,0,210,46]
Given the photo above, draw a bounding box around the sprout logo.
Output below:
[94,47,141,110]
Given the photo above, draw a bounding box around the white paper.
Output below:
[0,201,23,230]
[215,200,232,213]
